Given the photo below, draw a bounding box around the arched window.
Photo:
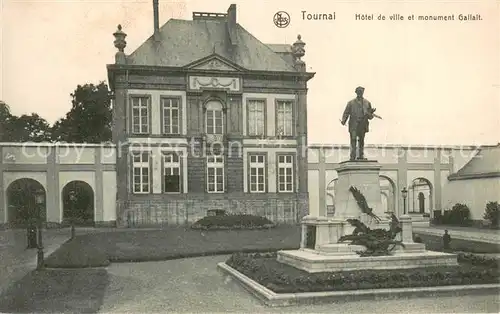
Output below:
[205,100,224,135]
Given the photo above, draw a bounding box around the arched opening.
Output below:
[418,192,425,213]
[6,178,46,227]
[381,192,388,215]
[204,100,224,135]
[409,178,433,215]
[326,178,337,216]
[379,175,396,214]
[62,180,95,226]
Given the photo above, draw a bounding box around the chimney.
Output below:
[153,0,160,40]
[227,4,236,25]
[226,4,237,46]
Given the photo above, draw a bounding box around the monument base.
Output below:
[277,249,458,273]
[286,214,458,273]
[284,159,460,273]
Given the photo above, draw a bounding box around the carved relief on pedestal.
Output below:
[3,152,16,162]
[189,76,240,92]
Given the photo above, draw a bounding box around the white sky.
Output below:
[1,0,499,146]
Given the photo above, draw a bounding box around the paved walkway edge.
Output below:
[217,262,500,307]
[0,236,70,296]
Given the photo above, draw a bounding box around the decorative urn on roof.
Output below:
[113,24,127,64]
[291,34,306,71]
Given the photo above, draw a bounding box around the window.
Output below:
[207,155,224,193]
[162,152,181,193]
[161,97,180,135]
[276,100,293,136]
[131,96,149,134]
[206,101,224,134]
[247,99,265,136]
[277,154,294,192]
[249,154,266,193]
[132,151,150,194]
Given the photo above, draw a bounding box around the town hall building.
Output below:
[107,3,315,225]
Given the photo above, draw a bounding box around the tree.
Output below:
[483,201,500,227]
[51,82,112,143]
[10,114,52,142]
[1,101,51,142]
[0,101,12,141]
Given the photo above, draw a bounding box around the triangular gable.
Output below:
[184,54,247,72]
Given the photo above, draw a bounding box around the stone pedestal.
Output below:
[278,159,457,273]
[334,160,386,225]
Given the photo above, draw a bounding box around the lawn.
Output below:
[43,226,500,268]
[45,225,301,268]
[0,269,109,313]
[413,233,500,253]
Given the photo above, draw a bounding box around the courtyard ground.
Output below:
[0,225,499,313]
[99,255,499,313]
[0,228,69,295]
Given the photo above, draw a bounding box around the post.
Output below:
[69,191,77,239]
[399,214,413,243]
[35,191,45,270]
[70,218,76,239]
[37,219,44,269]
[401,187,408,216]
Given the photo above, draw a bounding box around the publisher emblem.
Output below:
[273,11,290,28]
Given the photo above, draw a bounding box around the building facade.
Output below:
[1,4,497,228]
[0,142,495,227]
[107,4,315,226]
[307,144,492,221]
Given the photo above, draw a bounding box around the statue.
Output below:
[340,86,381,160]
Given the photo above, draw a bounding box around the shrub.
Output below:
[439,203,472,226]
[457,252,500,269]
[191,214,275,230]
[483,201,500,227]
[432,210,443,225]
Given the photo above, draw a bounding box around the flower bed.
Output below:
[225,252,500,293]
[191,214,276,230]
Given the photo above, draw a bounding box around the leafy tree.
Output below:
[52,82,112,143]
[0,101,12,141]
[1,101,51,142]
[483,201,500,227]
[10,114,52,142]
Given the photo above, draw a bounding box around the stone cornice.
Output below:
[308,144,492,150]
[448,172,500,181]
[106,64,315,90]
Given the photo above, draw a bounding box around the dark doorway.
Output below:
[62,180,94,226]
[418,192,425,213]
[6,178,46,227]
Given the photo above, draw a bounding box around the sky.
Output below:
[1,0,499,146]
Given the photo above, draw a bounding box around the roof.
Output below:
[126,19,297,72]
[448,144,500,180]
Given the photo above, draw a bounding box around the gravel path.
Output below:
[99,255,500,313]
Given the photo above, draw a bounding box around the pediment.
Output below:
[185,54,245,72]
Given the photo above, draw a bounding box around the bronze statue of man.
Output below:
[341,86,377,160]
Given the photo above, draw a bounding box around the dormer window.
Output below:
[205,100,224,135]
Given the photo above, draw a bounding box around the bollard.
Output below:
[399,214,413,243]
